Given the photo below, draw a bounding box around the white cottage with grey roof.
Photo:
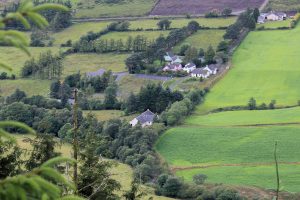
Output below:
[130,109,156,127]
[191,68,210,79]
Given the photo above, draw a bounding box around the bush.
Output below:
[193,174,208,185]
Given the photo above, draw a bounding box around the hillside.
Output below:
[156,24,300,192]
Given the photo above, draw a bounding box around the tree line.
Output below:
[21,50,63,79]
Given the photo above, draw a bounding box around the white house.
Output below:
[258,11,287,23]
[130,109,156,127]
[191,68,210,79]
[204,64,220,75]
[183,63,196,73]
[163,63,182,72]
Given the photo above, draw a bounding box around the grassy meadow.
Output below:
[187,106,300,126]
[177,164,300,192]
[74,0,156,18]
[52,21,110,46]
[256,19,292,29]
[266,0,300,11]
[198,26,300,113]
[173,30,226,53]
[0,47,64,76]
[82,110,137,122]
[100,30,169,41]
[62,53,129,77]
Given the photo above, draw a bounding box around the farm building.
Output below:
[258,11,287,24]
[183,63,196,73]
[191,68,210,79]
[163,63,183,72]
[130,109,156,127]
[204,64,220,75]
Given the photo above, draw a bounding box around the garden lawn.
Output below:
[74,0,156,18]
[82,110,137,122]
[176,164,300,192]
[198,26,300,113]
[100,31,169,41]
[256,19,292,29]
[129,17,237,30]
[173,30,226,53]
[156,125,300,166]
[0,47,63,77]
[187,106,300,126]
[62,53,129,77]
[0,79,51,97]
[52,21,110,46]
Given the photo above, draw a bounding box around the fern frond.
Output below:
[32,3,69,12]
[26,12,48,29]
[0,62,12,71]
[0,121,35,134]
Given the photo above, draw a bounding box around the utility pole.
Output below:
[274,141,280,200]
[72,88,79,194]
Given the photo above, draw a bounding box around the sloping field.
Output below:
[266,0,300,11]
[100,30,169,41]
[156,124,300,192]
[199,26,300,113]
[187,107,300,126]
[151,0,265,16]
[173,30,226,53]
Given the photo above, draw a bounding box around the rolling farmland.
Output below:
[156,25,300,192]
[151,0,265,16]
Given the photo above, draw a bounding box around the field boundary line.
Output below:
[171,161,300,172]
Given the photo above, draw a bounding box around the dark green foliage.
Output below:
[6,89,26,104]
[107,21,131,31]
[224,23,241,40]
[126,53,145,74]
[78,117,120,200]
[123,83,183,114]
[217,41,229,52]
[193,174,207,185]
[22,95,62,109]
[25,134,60,170]
[30,28,50,47]
[253,8,260,22]
[0,72,15,80]
[248,97,256,110]
[205,45,216,64]
[50,80,61,98]
[0,139,22,179]
[179,44,190,56]
[104,81,119,109]
[64,73,81,88]
[157,19,172,30]
[187,20,200,34]
[222,8,232,17]
[21,51,63,79]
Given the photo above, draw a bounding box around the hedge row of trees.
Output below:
[21,51,63,79]
[123,83,183,114]
[224,8,260,40]
[73,35,155,53]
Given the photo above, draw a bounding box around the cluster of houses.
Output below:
[257,11,296,24]
[163,52,221,79]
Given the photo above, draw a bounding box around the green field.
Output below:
[129,17,237,30]
[82,110,137,122]
[173,30,226,53]
[256,19,292,29]
[198,26,300,113]
[266,0,300,11]
[177,164,300,192]
[62,53,129,77]
[0,79,51,97]
[74,0,156,18]
[187,106,300,126]
[52,22,110,46]
[100,30,169,41]
[0,47,63,76]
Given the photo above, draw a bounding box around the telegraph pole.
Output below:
[72,88,79,194]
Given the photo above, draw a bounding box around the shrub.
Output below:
[193,174,208,185]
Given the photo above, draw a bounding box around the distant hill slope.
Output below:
[150,0,265,16]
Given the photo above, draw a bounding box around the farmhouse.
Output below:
[86,69,106,78]
[163,63,183,72]
[191,68,210,79]
[204,64,220,75]
[258,11,287,24]
[130,109,156,127]
[183,63,196,73]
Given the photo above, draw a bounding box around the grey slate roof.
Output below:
[207,64,220,71]
[86,69,106,78]
[165,63,181,69]
[136,109,155,124]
